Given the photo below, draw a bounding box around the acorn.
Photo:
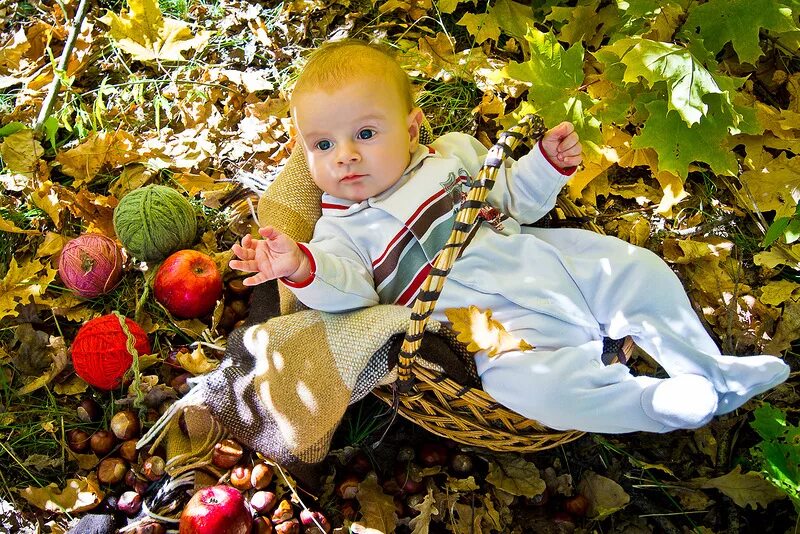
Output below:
[110,410,140,441]
[119,439,139,463]
[97,457,128,485]
[274,519,299,534]
[66,429,91,453]
[299,509,331,533]
[253,517,274,534]
[90,430,117,456]
[212,439,244,469]
[230,465,253,491]
[563,494,589,517]
[271,499,294,524]
[251,462,274,490]
[449,452,474,475]
[336,474,359,500]
[117,491,142,515]
[142,455,166,481]
[77,398,102,423]
[250,490,278,514]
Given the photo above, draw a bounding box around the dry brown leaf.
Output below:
[485,454,545,497]
[100,0,211,62]
[352,473,397,533]
[20,473,104,514]
[17,336,69,395]
[577,470,630,519]
[445,305,533,358]
[766,299,800,354]
[693,427,718,465]
[699,465,786,509]
[408,488,437,534]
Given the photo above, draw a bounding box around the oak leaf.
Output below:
[100,0,211,62]
[408,488,437,534]
[446,305,533,358]
[699,465,786,509]
[485,454,545,497]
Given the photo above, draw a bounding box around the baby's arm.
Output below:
[540,122,582,170]
[230,226,311,286]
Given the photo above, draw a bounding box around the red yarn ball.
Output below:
[59,234,124,298]
[71,314,150,390]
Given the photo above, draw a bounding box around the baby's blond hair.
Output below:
[291,40,415,112]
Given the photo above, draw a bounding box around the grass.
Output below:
[415,77,480,137]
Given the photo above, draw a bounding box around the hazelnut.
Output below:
[252,517,274,534]
[212,439,244,469]
[97,457,128,485]
[230,465,253,491]
[251,462,274,490]
[117,491,142,515]
[110,410,140,440]
[119,439,139,462]
[142,455,166,481]
[336,475,360,500]
[271,499,294,524]
[77,398,102,423]
[66,429,91,453]
[90,430,117,456]
[273,518,299,534]
[250,490,278,514]
[449,453,474,475]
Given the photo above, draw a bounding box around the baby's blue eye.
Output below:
[358,129,375,140]
[316,140,332,151]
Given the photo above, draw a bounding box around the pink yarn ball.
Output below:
[58,234,124,298]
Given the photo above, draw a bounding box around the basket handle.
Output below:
[396,115,548,393]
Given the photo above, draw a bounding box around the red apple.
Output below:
[179,484,253,534]
[154,250,223,319]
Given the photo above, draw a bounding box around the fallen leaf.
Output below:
[485,454,545,497]
[20,473,104,514]
[699,465,786,509]
[352,473,397,533]
[0,128,44,176]
[54,375,89,396]
[24,454,63,471]
[100,0,211,62]
[0,218,38,235]
[18,336,69,395]
[408,488,437,534]
[759,279,800,306]
[55,130,139,187]
[577,470,630,519]
[445,305,533,357]
[0,257,58,321]
[694,427,718,465]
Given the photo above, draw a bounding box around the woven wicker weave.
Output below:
[257,117,597,452]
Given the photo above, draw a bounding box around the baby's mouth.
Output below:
[340,174,366,182]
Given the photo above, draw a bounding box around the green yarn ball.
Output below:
[113,185,197,262]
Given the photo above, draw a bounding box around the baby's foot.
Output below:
[714,355,790,415]
[641,375,718,430]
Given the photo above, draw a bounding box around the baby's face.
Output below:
[292,77,420,202]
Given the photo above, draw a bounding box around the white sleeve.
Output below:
[282,217,379,312]
[487,142,573,225]
[433,132,572,225]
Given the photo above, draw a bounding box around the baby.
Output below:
[231,39,789,433]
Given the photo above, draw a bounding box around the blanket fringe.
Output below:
[118,471,196,532]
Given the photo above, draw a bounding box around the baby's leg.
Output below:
[477,340,719,433]
[527,228,789,413]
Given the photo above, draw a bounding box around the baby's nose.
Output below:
[336,142,361,164]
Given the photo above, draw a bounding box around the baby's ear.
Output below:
[407,108,424,151]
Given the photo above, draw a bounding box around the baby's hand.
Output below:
[229,226,309,286]
[540,121,582,169]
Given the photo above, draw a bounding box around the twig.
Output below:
[33,0,92,133]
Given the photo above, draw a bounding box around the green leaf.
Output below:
[682,0,799,64]
[0,122,26,138]
[785,219,800,244]
[597,38,723,125]
[457,13,501,44]
[501,28,585,107]
[631,99,737,178]
[763,217,790,247]
[751,404,788,441]
[490,0,535,41]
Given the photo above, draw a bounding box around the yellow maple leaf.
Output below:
[0,128,44,176]
[100,0,211,62]
[56,130,139,187]
[445,305,533,358]
[20,473,104,514]
[457,13,501,44]
[0,257,58,321]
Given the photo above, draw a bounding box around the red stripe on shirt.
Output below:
[395,262,433,306]
[320,202,351,210]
